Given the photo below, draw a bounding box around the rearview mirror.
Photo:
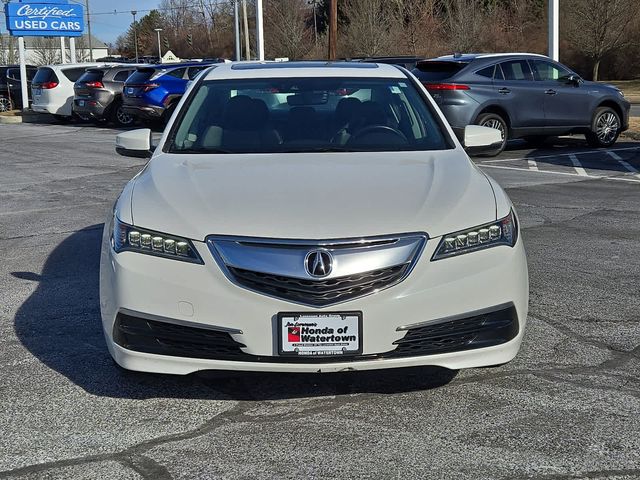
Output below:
[115,128,153,158]
[463,125,503,156]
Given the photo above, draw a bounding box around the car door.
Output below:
[529,59,591,128]
[494,59,546,129]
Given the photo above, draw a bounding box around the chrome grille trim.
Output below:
[206,233,427,307]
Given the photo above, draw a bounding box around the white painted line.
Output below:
[527,159,539,171]
[569,154,588,176]
[480,164,588,177]
[479,145,640,163]
[607,151,640,178]
[607,176,640,184]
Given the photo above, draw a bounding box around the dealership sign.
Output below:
[4,0,84,37]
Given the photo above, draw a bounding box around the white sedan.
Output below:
[101,61,528,375]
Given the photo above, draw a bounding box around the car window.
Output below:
[413,61,468,82]
[499,60,533,81]
[165,68,187,79]
[77,70,104,83]
[168,77,452,154]
[126,68,156,84]
[530,60,572,81]
[187,66,208,80]
[476,66,495,79]
[32,67,59,85]
[113,70,132,82]
[63,67,89,82]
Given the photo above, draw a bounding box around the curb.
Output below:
[0,112,56,125]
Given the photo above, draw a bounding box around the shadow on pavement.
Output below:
[13,225,457,401]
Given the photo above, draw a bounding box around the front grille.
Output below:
[388,304,519,357]
[228,264,409,306]
[113,313,247,360]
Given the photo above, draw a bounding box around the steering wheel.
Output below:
[348,125,407,145]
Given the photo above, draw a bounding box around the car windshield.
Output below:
[167,77,451,153]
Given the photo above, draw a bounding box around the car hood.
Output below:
[130,150,497,241]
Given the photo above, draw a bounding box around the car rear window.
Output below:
[33,67,59,85]
[413,61,468,82]
[77,70,104,83]
[63,67,89,82]
[165,68,187,79]
[113,70,132,82]
[125,68,156,84]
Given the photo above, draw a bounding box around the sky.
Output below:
[83,0,162,44]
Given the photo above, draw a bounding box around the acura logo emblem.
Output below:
[305,249,333,278]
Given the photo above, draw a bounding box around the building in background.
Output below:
[0,34,109,65]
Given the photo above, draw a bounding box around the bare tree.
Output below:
[564,0,640,80]
[31,37,60,65]
[264,0,314,59]
[342,0,399,57]
[444,0,487,53]
[390,0,443,56]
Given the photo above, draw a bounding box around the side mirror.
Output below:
[463,125,503,156]
[562,74,582,86]
[115,128,153,158]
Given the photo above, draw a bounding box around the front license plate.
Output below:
[78,100,85,107]
[278,312,362,357]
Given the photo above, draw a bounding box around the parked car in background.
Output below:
[0,65,37,111]
[6,67,38,110]
[73,64,141,127]
[31,63,110,121]
[122,62,216,124]
[412,53,630,154]
[357,55,425,70]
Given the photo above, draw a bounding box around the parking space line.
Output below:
[479,145,640,164]
[568,154,588,176]
[527,159,539,171]
[608,151,640,178]
[479,164,586,177]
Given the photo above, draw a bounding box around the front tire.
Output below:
[586,107,620,148]
[475,112,508,156]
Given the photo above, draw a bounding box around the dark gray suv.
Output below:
[73,65,139,127]
[412,53,630,154]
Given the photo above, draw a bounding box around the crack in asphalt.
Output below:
[0,379,365,479]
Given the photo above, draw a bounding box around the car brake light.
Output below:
[41,81,58,89]
[423,83,470,91]
[85,81,104,88]
[142,83,159,92]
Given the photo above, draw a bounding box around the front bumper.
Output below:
[100,225,529,374]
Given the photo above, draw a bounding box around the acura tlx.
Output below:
[101,61,528,375]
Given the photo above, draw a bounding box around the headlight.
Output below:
[617,89,625,98]
[432,210,518,260]
[111,216,203,264]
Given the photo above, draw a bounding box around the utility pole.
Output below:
[255,0,264,61]
[85,0,93,61]
[131,10,139,63]
[242,0,250,60]
[328,0,337,60]
[155,28,163,63]
[234,0,241,61]
[312,0,318,45]
[548,0,559,61]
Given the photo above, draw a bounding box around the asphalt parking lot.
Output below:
[1,123,639,479]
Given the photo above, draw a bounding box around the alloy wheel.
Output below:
[481,118,506,140]
[595,112,619,144]
[0,97,12,113]
[116,106,134,126]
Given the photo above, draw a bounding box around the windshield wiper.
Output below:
[279,146,363,153]
[170,147,234,154]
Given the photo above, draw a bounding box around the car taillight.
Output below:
[142,83,159,92]
[41,81,59,89]
[85,81,104,88]
[423,83,470,91]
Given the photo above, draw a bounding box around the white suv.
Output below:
[102,62,528,375]
[31,63,108,120]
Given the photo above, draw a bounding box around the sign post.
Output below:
[4,0,85,111]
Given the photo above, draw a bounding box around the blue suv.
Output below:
[412,53,630,154]
[122,63,216,123]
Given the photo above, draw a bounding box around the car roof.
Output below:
[428,53,550,63]
[203,61,405,80]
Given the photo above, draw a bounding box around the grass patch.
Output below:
[603,79,640,100]
[622,116,640,140]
